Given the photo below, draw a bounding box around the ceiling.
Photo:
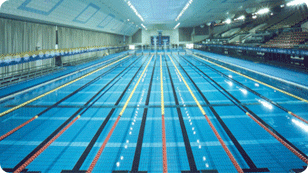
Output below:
[0,0,298,36]
[0,0,139,36]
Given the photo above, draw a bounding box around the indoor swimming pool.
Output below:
[0,52,307,173]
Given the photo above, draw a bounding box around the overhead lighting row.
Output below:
[175,0,193,21]
[224,7,270,24]
[224,19,232,24]
[126,1,144,22]
[213,0,306,27]
[234,15,245,21]
[255,8,270,15]
[0,0,7,8]
[286,0,308,6]
[174,23,181,29]
[141,24,147,30]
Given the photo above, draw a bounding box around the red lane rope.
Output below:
[86,55,153,172]
[0,116,37,141]
[246,112,308,164]
[203,113,244,173]
[86,116,121,173]
[168,54,242,173]
[14,115,81,173]
[162,114,168,173]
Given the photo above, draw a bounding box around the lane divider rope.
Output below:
[8,55,138,173]
[0,116,38,141]
[0,53,122,103]
[168,55,244,173]
[14,115,81,173]
[86,55,154,173]
[160,55,168,173]
[0,58,131,142]
[188,54,308,126]
[192,54,308,103]
[246,112,308,164]
[0,55,130,118]
[184,54,308,165]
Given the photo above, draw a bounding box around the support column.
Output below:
[55,26,62,67]
[304,56,308,67]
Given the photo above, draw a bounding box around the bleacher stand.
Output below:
[244,32,275,44]
[263,31,308,49]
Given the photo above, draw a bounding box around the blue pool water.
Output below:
[0,52,307,173]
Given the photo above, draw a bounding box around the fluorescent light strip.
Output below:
[255,8,270,15]
[235,15,245,21]
[174,23,180,29]
[127,1,144,22]
[175,0,193,21]
[141,24,147,30]
[287,0,307,6]
[224,18,232,24]
[0,0,7,8]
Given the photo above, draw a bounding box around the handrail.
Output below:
[196,43,308,56]
[0,45,127,61]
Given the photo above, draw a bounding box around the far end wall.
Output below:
[140,29,180,45]
[131,26,210,46]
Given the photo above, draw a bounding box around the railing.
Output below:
[0,45,127,67]
[196,44,308,57]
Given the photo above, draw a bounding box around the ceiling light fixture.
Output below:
[141,24,147,30]
[287,0,307,6]
[0,0,7,8]
[175,0,193,21]
[255,8,270,15]
[235,15,245,21]
[174,23,181,29]
[224,18,232,24]
[127,1,144,22]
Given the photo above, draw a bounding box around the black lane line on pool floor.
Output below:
[130,56,157,172]
[4,55,140,173]
[0,55,133,142]
[165,55,199,172]
[64,55,150,172]
[188,54,308,124]
[176,56,269,172]
[183,54,308,163]
[174,55,270,172]
[5,102,267,109]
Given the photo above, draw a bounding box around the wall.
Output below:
[132,29,142,43]
[0,17,127,55]
[0,17,129,78]
[193,35,210,43]
[179,27,193,42]
[302,21,308,32]
[58,27,126,49]
[141,29,179,45]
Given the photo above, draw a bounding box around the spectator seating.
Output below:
[263,31,308,48]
